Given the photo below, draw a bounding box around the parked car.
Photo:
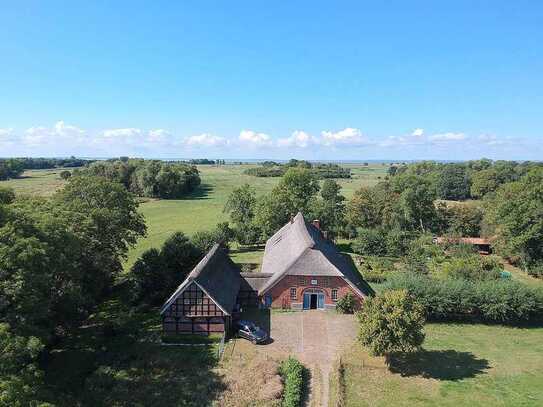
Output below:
[235,320,268,344]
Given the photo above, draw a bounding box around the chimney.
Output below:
[290,215,294,224]
[312,219,321,230]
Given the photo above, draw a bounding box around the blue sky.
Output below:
[0,1,542,160]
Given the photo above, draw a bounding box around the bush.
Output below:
[0,186,15,204]
[352,228,387,256]
[385,229,414,256]
[359,256,395,283]
[336,293,357,314]
[279,357,304,407]
[384,273,543,323]
[439,255,502,281]
[527,261,543,278]
[357,289,425,356]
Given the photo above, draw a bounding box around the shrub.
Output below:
[439,255,502,281]
[384,273,543,323]
[352,228,387,256]
[279,357,304,407]
[336,293,357,314]
[0,186,15,204]
[527,261,543,278]
[359,256,395,283]
[59,170,72,180]
[357,289,425,356]
[385,229,414,257]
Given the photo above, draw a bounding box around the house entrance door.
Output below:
[310,294,318,309]
[303,290,325,310]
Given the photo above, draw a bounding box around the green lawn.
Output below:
[336,323,543,407]
[0,168,69,196]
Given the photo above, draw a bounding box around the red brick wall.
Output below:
[266,275,364,309]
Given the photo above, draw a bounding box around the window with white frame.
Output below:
[331,289,338,301]
[290,287,297,300]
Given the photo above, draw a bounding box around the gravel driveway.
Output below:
[231,310,358,406]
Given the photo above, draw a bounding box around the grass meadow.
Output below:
[0,163,389,268]
[331,323,543,407]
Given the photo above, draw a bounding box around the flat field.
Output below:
[128,163,388,268]
[333,323,543,407]
[0,163,388,268]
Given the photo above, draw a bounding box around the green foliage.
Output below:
[191,222,233,252]
[0,159,24,180]
[359,256,395,283]
[336,293,357,314]
[352,228,387,256]
[438,204,483,237]
[346,184,400,230]
[244,160,350,179]
[0,187,15,205]
[59,170,71,180]
[0,323,47,407]
[311,179,346,236]
[224,184,262,245]
[484,168,543,267]
[82,159,201,199]
[130,232,201,305]
[439,255,502,281]
[357,289,425,356]
[1,176,146,346]
[436,164,471,200]
[279,357,304,407]
[385,274,543,323]
[403,234,445,274]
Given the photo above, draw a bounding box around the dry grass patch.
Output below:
[218,339,283,407]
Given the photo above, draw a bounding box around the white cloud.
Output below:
[184,133,229,148]
[23,121,86,146]
[320,128,368,146]
[238,130,273,147]
[429,132,467,142]
[0,128,13,139]
[102,128,142,139]
[478,134,507,146]
[412,128,424,137]
[277,130,318,148]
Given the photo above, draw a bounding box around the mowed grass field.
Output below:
[129,163,388,269]
[0,163,389,269]
[334,323,543,407]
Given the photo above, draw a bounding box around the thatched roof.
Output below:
[259,212,373,297]
[160,244,241,315]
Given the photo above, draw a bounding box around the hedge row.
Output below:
[279,357,304,407]
[384,274,543,323]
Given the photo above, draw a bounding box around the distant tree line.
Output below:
[0,157,92,180]
[77,159,201,199]
[244,159,351,179]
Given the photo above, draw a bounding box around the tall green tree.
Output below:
[358,289,425,357]
[484,168,543,269]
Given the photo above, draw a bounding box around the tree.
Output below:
[0,323,47,406]
[130,232,201,305]
[395,175,438,232]
[276,167,320,215]
[357,289,425,356]
[352,228,387,256]
[438,204,483,237]
[436,164,470,200]
[224,184,261,245]
[346,184,400,230]
[312,179,346,236]
[484,168,543,269]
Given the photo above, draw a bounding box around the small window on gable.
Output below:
[331,289,338,301]
[290,287,297,300]
[311,279,318,286]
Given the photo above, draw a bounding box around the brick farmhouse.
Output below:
[161,212,373,335]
